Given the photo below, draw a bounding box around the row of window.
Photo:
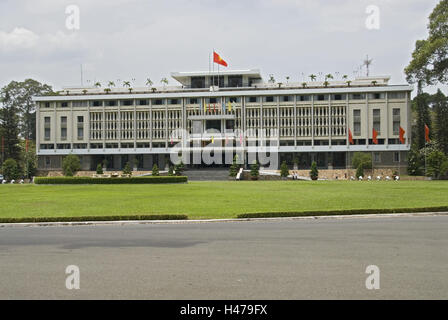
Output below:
[44,116,84,141]
[41,92,407,109]
[352,108,401,136]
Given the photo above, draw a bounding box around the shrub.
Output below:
[426,150,448,179]
[174,161,185,176]
[1,158,21,180]
[352,152,372,170]
[96,163,103,175]
[229,155,240,177]
[280,161,289,178]
[168,166,174,176]
[309,161,318,180]
[34,176,188,184]
[356,165,364,180]
[62,154,81,176]
[250,160,259,180]
[123,162,132,176]
[0,214,188,224]
[152,164,159,176]
[236,206,448,219]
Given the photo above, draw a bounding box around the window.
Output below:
[350,93,366,100]
[212,76,224,87]
[369,93,385,100]
[189,98,198,104]
[121,100,133,106]
[91,100,102,107]
[298,95,310,102]
[137,99,149,106]
[61,102,68,108]
[247,96,258,103]
[153,99,164,105]
[44,117,51,140]
[265,96,275,103]
[229,97,238,103]
[315,95,327,101]
[209,97,217,104]
[281,96,291,102]
[353,110,361,136]
[106,100,117,107]
[169,99,179,105]
[373,152,381,163]
[44,102,50,108]
[333,94,345,101]
[394,152,400,162]
[389,92,406,99]
[73,101,88,107]
[60,116,67,140]
[191,76,206,88]
[228,75,242,87]
[77,116,84,140]
[373,109,381,135]
[393,108,400,135]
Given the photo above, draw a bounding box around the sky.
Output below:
[0,0,446,95]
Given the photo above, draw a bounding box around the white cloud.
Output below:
[0,27,39,50]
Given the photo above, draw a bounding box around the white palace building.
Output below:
[33,68,413,173]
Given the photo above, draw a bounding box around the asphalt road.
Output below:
[0,216,447,299]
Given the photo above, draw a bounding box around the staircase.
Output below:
[183,169,230,181]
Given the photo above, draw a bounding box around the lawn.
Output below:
[0,181,448,220]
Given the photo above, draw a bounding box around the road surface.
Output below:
[0,216,447,299]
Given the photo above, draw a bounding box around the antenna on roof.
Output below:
[363,55,373,77]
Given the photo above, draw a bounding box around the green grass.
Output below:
[1,181,448,220]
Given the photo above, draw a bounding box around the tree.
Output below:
[356,165,364,180]
[309,74,317,81]
[174,161,185,176]
[146,78,153,87]
[414,82,432,150]
[309,161,318,180]
[22,139,37,179]
[62,154,81,177]
[0,94,21,162]
[404,0,448,85]
[0,79,53,141]
[432,89,448,154]
[407,144,424,176]
[229,155,240,177]
[96,163,103,174]
[352,152,372,170]
[122,162,132,176]
[1,158,21,180]
[152,163,159,176]
[426,150,448,179]
[250,160,259,180]
[280,161,289,178]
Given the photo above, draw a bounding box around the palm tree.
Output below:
[94,82,101,88]
[342,75,348,80]
[325,74,334,81]
[309,74,317,81]
[123,81,131,88]
[323,81,330,88]
[82,89,88,95]
[346,80,352,87]
[146,78,153,87]
[371,80,378,86]
[301,82,307,88]
[160,78,168,86]
[108,81,115,88]
[268,74,275,84]
[286,76,290,83]
[104,88,111,94]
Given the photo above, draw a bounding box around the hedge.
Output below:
[237,206,448,219]
[34,176,188,184]
[0,214,188,224]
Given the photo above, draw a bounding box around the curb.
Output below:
[0,212,447,228]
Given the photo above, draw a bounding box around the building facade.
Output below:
[34,69,413,173]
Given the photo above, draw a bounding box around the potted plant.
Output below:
[250,160,260,180]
